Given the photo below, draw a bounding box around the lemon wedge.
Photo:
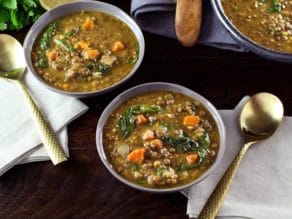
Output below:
[39,0,78,10]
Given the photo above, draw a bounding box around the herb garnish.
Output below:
[0,0,44,31]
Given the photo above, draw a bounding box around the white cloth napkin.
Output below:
[131,0,247,52]
[183,97,292,219]
[0,71,88,176]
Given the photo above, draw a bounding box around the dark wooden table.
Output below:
[1,1,291,218]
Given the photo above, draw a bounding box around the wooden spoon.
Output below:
[175,0,202,47]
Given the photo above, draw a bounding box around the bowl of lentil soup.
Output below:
[211,0,292,63]
[96,83,226,192]
[24,1,144,97]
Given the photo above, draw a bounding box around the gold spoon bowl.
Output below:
[198,92,284,219]
[0,34,67,165]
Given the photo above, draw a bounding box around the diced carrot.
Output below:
[186,153,199,165]
[150,139,163,149]
[135,115,147,125]
[47,50,57,61]
[142,129,155,140]
[74,41,89,49]
[84,49,99,59]
[62,83,69,89]
[127,148,145,164]
[183,115,200,127]
[82,18,94,30]
[112,40,125,52]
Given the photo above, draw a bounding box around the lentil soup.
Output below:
[103,91,220,188]
[32,11,138,92]
[222,0,292,53]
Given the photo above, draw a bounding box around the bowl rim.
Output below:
[211,0,292,60]
[96,82,226,193]
[23,0,145,97]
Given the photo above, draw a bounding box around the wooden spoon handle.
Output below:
[175,0,202,47]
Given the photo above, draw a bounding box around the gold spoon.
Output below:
[175,0,202,47]
[198,92,284,219]
[0,34,67,165]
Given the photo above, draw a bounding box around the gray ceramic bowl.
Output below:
[23,1,145,97]
[96,82,226,192]
[211,0,292,63]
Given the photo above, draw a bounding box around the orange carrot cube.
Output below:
[84,49,99,59]
[74,41,89,49]
[82,18,94,30]
[135,115,147,125]
[183,115,200,127]
[47,50,57,61]
[127,148,145,164]
[186,153,199,165]
[112,41,125,52]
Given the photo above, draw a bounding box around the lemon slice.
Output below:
[39,0,78,10]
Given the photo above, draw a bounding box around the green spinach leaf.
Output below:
[98,64,111,73]
[40,22,58,50]
[54,38,73,52]
[117,104,162,138]
[164,133,210,170]
[163,136,200,152]
[269,0,281,12]
[35,52,48,68]
[130,104,161,114]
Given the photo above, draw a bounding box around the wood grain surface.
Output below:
[1,1,292,218]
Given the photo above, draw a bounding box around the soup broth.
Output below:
[222,0,292,53]
[32,11,138,92]
[103,91,220,188]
